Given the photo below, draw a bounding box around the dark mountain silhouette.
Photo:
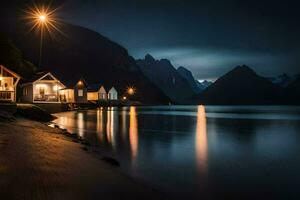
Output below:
[197,65,282,105]
[0,16,169,103]
[136,54,196,103]
[177,66,206,93]
[284,77,300,104]
[267,73,296,88]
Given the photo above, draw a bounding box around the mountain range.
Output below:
[196,65,284,105]
[136,54,209,103]
[267,73,299,88]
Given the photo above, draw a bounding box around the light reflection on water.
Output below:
[195,105,207,173]
[129,107,138,162]
[53,106,300,199]
[77,112,84,137]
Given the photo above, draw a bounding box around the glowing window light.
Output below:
[53,85,62,91]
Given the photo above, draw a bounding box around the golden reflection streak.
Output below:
[106,107,117,149]
[129,107,138,160]
[195,105,208,173]
[77,112,84,138]
[96,109,104,142]
[106,108,112,144]
[121,108,127,141]
[111,108,116,148]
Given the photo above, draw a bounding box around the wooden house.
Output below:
[108,87,118,100]
[21,72,65,103]
[99,86,107,100]
[59,78,88,104]
[0,65,21,102]
[74,78,88,103]
[87,84,108,101]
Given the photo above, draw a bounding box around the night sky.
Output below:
[39,0,300,80]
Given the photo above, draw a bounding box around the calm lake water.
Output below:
[53,106,300,199]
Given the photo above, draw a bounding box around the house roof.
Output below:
[24,71,60,83]
[0,65,21,79]
[108,87,118,93]
[21,71,66,88]
[87,83,102,92]
[87,84,113,93]
[25,71,48,82]
[60,77,88,89]
[99,86,107,93]
[0,65,21,87]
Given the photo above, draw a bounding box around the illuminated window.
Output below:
[78,89,83,97]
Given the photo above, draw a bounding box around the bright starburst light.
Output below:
[23,3,63,36]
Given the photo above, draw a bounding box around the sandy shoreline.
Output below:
[0,118,166,200]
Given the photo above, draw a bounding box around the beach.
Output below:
[0,118,165,200]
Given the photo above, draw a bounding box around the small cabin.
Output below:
[87,84,100,101]
[74,78,88,104]
[99,86,107,100]
[21,72,65,103]
[108,87,118,100]
[87,84,108,101]
[0,65,21,102]
[59,78,88,104]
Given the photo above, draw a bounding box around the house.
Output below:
[0,65,21,102]
[59,88,75,103]
[87,84,108,101]
[74,78,88,104]
[21,72,65,103]
[87,84,101,101]
[99,86,107,100]
[59,78,88,104]
[108,87,118,100]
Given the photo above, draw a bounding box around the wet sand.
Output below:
[0,119,165,200]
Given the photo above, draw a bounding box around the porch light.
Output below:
[127,87,135,95]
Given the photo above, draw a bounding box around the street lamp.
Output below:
[24,4,62,67]
[39,15,47,22]
[37,13,48,67]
